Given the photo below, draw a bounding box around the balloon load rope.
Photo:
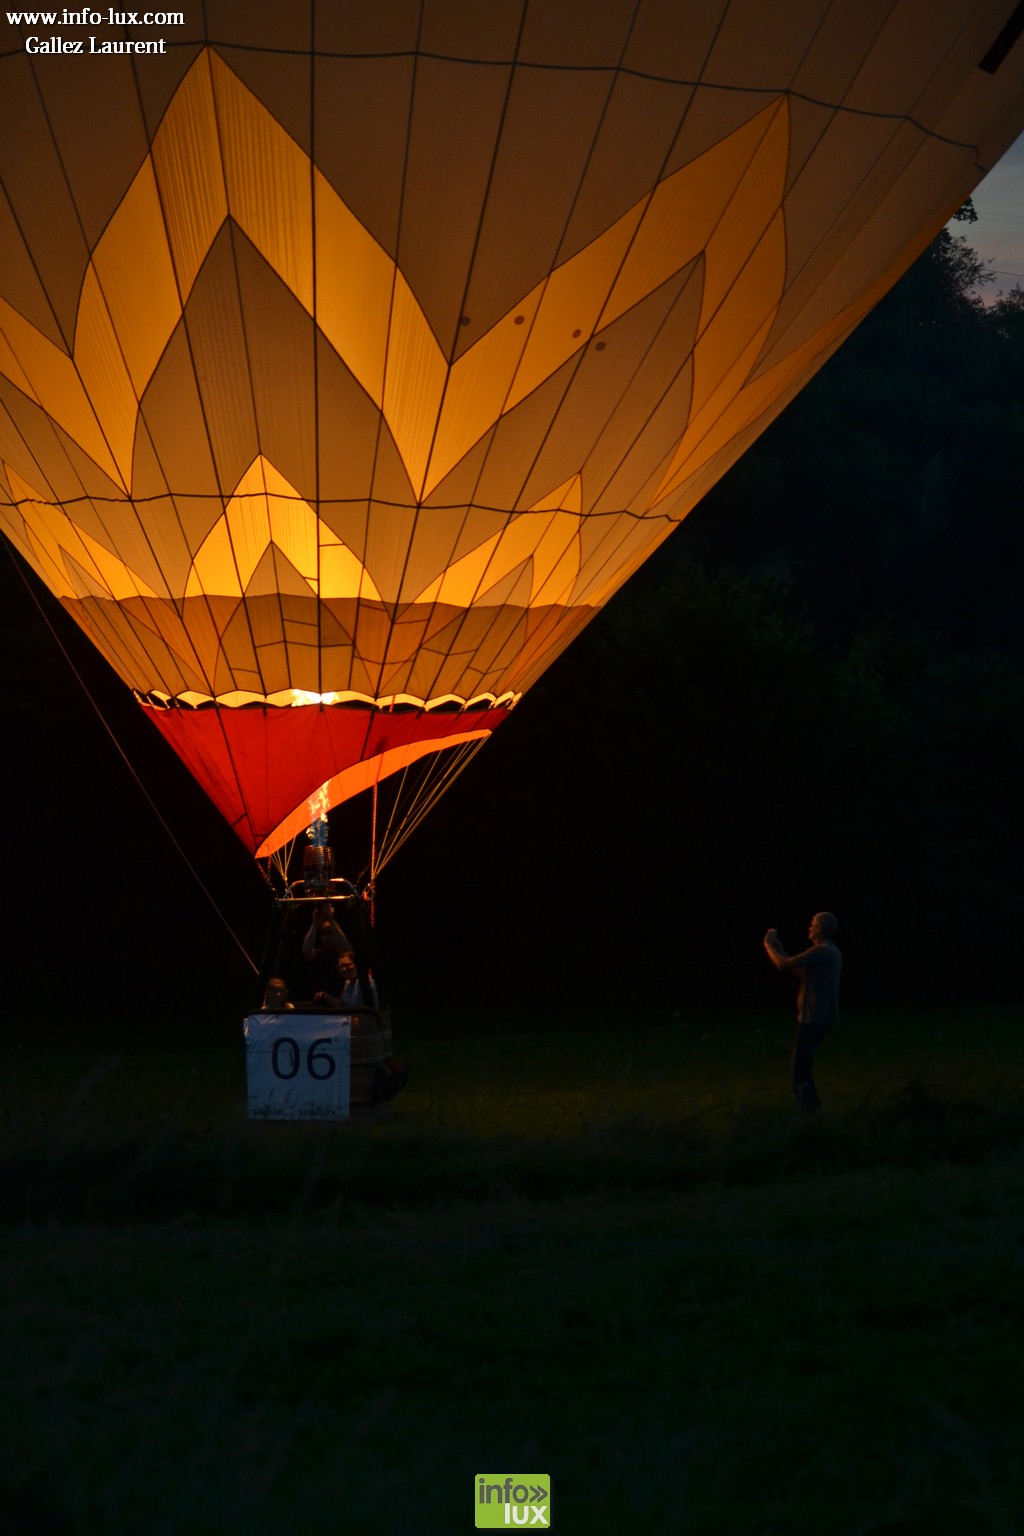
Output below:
[369,781,378,926]
[268,732,489,900]
[367,734,490,877]
[4,544,260,976]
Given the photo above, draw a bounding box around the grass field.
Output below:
[2,1007,1023,1534]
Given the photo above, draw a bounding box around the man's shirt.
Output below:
[778,940,842,1024]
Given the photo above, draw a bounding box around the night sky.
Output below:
[964,131,1024,292]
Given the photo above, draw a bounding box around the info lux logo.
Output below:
[475,1474,551,1528]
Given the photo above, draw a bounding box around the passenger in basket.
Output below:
[315,950,379,1012]
[261,977,295,1012]
[302,901,353,994]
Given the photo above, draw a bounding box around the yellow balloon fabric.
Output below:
[1,2,1022,853]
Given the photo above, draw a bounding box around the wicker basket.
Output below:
[348,1011,394,1122]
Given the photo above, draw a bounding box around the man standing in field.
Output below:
[764,912,842,1112]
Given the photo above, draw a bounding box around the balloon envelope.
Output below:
[1,2,1022,855]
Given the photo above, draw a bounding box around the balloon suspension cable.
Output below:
[371,735,489,876]
[268,838,297,892]
[369,780,378,925]
[6,547,259,974]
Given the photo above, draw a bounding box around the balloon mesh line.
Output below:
[553,108,780,523]
[309,0,324,697]
[373,0,532,712]
[120,52,259,715]
[406,1,646,709]
[359,0,429,705]
[0,62,205,707]
[190,35,983,151]
[4,543,260,975]
[3,490,686,526]
[482,1,706,528]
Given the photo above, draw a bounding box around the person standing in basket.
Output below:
[315,950,379,1012]
[302,901,353,994]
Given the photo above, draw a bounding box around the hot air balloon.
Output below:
[2,0,1023,887]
